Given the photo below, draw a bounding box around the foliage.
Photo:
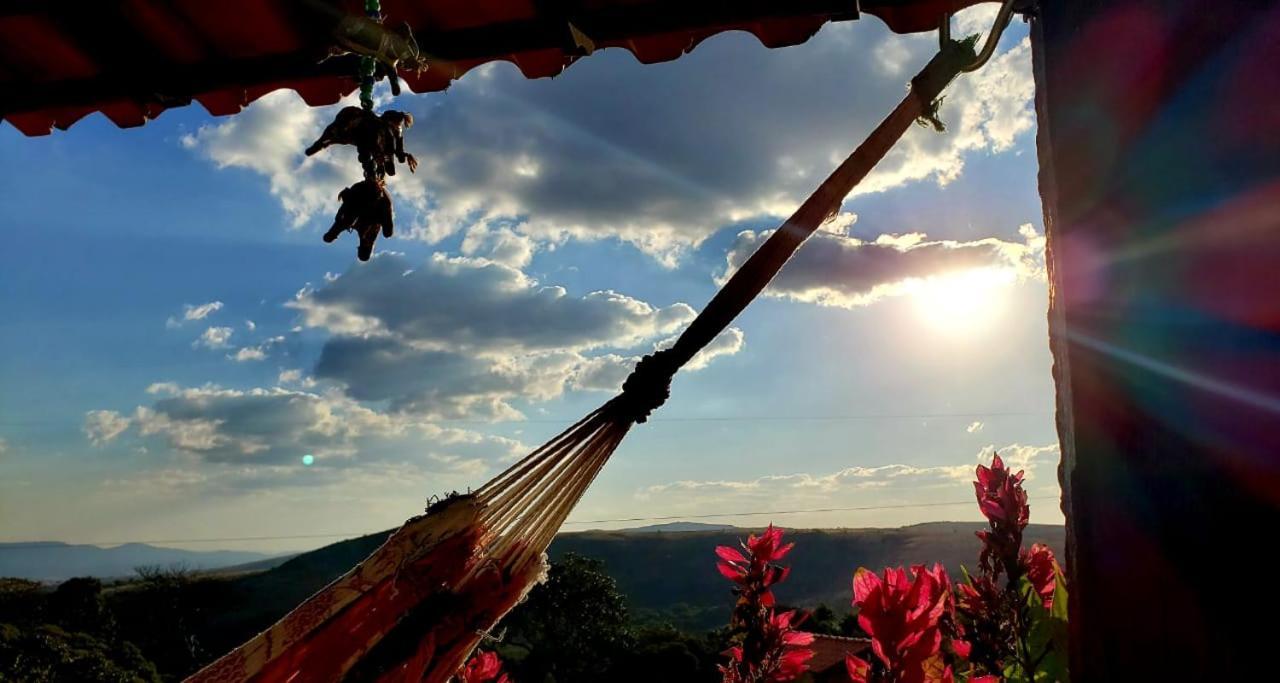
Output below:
[110,565,216,678]
[498,553,636,682]
[0,623,160,682]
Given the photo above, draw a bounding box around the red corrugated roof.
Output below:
[807,633,872,673]
[0,0,990,136]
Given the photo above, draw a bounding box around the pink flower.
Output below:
[720,610,814,682]
[846,653,870,683]
[973,453,1028,526]
[1021,543,1058,609]
[717,525,794,610]
[459,651,509,683]
[973,454,1029,579]
[718,527,812,683]
[852,565,951,683]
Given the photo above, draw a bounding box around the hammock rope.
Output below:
[189,36,980,683]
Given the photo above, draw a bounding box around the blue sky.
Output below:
[0,8,1060,552]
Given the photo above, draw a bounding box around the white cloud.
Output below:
[183,92,362,228]
[291,253,743,418]
[166,301,224,328]
[641,462,974,499]
[966,421,985,433]
[276,369,319,390]
[681,327,746,371]
[460,224,538,268]
[87,382,525,469]
[228,336,285,362]
[84,410,131,446]
[568,327,745,393]
[637,443,1061,516]
[230,347,267,362]
[721,219,1044,308]
[193,326,234,349]
[181,26,1034,264]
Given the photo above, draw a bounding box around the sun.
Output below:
[908,267,1016,335]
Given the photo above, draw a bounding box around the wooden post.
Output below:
[1031,1,1280,678]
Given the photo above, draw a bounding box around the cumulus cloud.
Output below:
[228,336,285,362]
[292,253,694,351]
[722,219,1044,308]
[641,462,974,499]
[193,326,234,349]
[568,327,745,393]
[966,421,985,433]
[84,382,525,468]
[84,410,132,446]
[181,92,362,227]
[166,301,223,328]
[288,253,742,418]
[638,443,1061,509]
[460,224,539,268]
[182,24,1035,263]
[100,455,493,499]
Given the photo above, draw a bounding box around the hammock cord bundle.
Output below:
[189,36,980,683]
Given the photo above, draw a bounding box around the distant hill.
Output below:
[0,542,274,582]
[615,522,739,533]
[2,520,1066,646]
[183,521,1065,650]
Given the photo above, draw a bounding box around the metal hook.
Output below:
[938,0,1020,72]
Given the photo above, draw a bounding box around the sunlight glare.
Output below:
[908,267,1016,335]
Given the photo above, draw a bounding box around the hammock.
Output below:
[189,37,981,683]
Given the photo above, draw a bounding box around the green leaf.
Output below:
[1021,567,1069,683]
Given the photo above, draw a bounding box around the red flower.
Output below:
[720,610,813,682]
[459,651,509,683]
[973,454,1029,579]
[846,653,870,683]
[973,453,1028,526]
[718,527,812,683]
[852,565,951,683]
[1021,543,1057,609]
[717,525,793,610]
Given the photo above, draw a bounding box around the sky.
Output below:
[0,7,1062,554]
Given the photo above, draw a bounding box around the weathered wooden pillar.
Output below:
[1031,1,1280,679]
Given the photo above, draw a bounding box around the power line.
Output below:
[0,497,1059,549]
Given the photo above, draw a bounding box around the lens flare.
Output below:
[908,267,1016,335]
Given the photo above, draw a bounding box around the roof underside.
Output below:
[0,0,988,136]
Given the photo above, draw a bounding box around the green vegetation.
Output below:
[0,522,1063,681]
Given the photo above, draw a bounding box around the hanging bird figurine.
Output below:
[324,178,393,262]
[307,108,413,261]
[305,107,417,177]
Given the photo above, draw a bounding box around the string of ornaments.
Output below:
[305,0,421,261]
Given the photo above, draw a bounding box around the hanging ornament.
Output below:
[306,0,419,262]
